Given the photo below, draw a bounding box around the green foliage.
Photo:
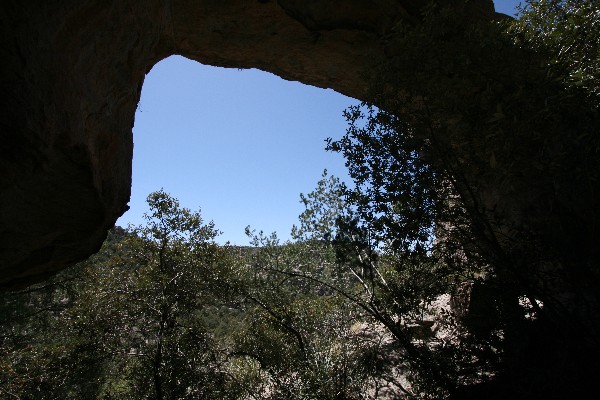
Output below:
[0,190,396,399]
[322,0,600,397]
[0,192,235,399]
[292,170,350,242]
[231,228,378,398]
[508,0,600,105]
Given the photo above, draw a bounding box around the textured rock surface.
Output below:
[0,0,495,287]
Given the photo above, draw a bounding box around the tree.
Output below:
[0,192,240,399]
[94,190,230,400]
[288,167,487,398]
[225,227,373,399]
[509,0,600,105]
[322,0,600,397]
[1,190,392,399]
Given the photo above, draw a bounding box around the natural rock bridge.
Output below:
[1,0,497,287]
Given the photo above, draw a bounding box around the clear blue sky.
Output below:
[116,0,522,244]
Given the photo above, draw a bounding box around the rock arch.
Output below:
[0,0,495,286]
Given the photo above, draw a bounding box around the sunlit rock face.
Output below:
[0,0,495,287]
